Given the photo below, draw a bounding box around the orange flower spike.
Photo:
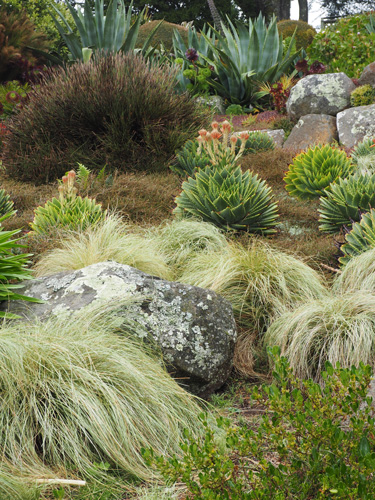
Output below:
[210,130,222,140]
[230,134,237,153]
[205,132,213,142]
[211,121,220,129]
[221,120,232,132]
[198,129,208,137]
[371,139,375,148]
[239,131,250,141]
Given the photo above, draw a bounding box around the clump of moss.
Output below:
[277,19,316,50]
[350,84,375,107]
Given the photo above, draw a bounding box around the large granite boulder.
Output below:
[358,62,375,88]
[287,73,356,121]
[1,262,237,397]
[337,104,375,148]
[283,114,338,151]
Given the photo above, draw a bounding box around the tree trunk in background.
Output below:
[269,0,291,20]
[298,0,308,21]
[206,0,225,33]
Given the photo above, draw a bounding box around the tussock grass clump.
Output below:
[146,219,228,278]
[179,239,327,333]
[3,52,210,184]
[264,292,375,381]
[0,304,204,487]
[34,214,172,280]
[333,248,375,294]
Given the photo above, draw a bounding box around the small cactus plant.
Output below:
[284,144,353,200]
[30,170,106,234]
[174,165,279,233]
[318,173,375,233]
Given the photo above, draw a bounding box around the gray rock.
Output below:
[358,62,375,88]
[195,95,226,114]
[283,114,338,151]
[287,73,356,121]
[1,262,237,397]
[337,104,375,148]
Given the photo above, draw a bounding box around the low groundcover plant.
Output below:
[144,348,375,500]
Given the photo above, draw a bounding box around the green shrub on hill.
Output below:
[307,13,375,78]
[277,19,316,49]
[137,20,189,51]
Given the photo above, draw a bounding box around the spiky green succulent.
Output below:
[173,165,279,233]
[339,208,375,266]
[169,140,212,178]
[0,189,14,219]
[284,144,353,200]
[30,195,106,234]
[236,131,275,155]
[318,173,375,233]
[351,136,375,166]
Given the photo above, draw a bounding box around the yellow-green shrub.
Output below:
[137,20,189,51]
[277,19,316,49]
[350,84,375,107]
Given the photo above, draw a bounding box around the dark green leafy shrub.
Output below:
[318,173,375,233]
[277,19,317,49]
[30,170,106,234]
[144,348,375,500]
[174,165,279,233]
[350,84,375,107]
[3,52,210,184]
[307,13,375,78]
[340,208,375,266]
[284,144,353,200]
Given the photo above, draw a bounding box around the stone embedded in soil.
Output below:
[358,61,375,88]
[337,104,375,148]
[286,73,356,121]
[283,114,338,151]
[0,262,237,398]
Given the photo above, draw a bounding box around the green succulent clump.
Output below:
[350,84,375,107]
[30,170,106,235]
[284,144,353,200]
[174,165,279,233]
[0,189,13,219]
[351,136,375,166]
[236,131,275,155]
[318,173,375,233]
[170,140,211,178]
[340,208,375,266]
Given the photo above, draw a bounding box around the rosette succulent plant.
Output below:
[174,165,279,233]
[235,131,275,155]
[351,136,375,166]
[170,121,251,178]
[30,170,106,234]
[0,189,14,219]
[339,208,375,266]
[284,144,353,200]
[319,173,375,233]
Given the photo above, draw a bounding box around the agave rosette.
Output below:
[284,144,353,200]
[319,173,375,233]
[340,208,375,266]
[174,165,279,233]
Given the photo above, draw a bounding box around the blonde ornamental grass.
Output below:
[264,292,375,381]
[33,214,172,280]
[0,302,205,488]
[333,247,375,294]
[179,239,327,333]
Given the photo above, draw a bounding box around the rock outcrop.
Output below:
[283,114,338,150]
[337,104,375,148]
[1,262,237,397]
